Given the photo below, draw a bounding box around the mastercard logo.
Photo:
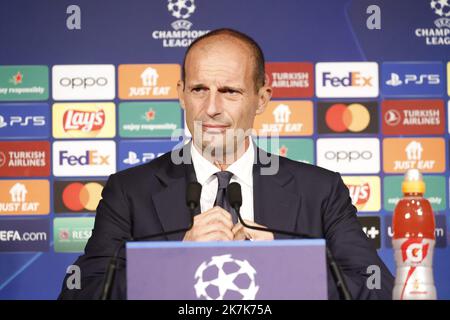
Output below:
[325,103,371,132]
[61,182,103,212]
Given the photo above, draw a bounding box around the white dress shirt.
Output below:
[190,140,255,222]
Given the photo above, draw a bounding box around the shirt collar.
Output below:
[190,139,255,187]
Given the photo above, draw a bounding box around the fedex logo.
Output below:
[322,72,373,87]
[316,62,378,98]
[53,140,116,177]
[59,150,110,166]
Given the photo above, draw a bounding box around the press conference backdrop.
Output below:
[0,0,449,299]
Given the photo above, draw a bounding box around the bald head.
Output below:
[182,28,266,92]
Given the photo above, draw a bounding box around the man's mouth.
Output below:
[201,123,231,133]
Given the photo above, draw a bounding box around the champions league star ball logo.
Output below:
[194,254,259,300]
[431,0,450,17]
[152,0,207,47]
[414,0,450,45]
[168,0,196,19]
[430,0,450,29]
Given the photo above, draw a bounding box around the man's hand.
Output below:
[183,206,234,242]
[232,220,274,241]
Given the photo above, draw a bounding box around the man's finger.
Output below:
[197,222,234,240]
[200,230,234,242]
[196,207,233,229]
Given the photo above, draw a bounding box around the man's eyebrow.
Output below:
[217,85,245,93]
[187,83,208,90]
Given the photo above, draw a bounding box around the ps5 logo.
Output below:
[385,73,440,87]
[0,115,46,128]
[122,151,164,165]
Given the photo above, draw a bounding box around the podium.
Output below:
[126,239,328,300]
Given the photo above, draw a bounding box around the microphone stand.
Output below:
[99,182,201,300]
[228,183,353,300]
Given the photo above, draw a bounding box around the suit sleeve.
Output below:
[58,173,131,300]
[322,172,394,300]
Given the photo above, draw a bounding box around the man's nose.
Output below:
[205,90,223,117]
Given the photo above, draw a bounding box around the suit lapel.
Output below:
[152,143,200,241]
[152,144,301,240]
[253,148,301,239]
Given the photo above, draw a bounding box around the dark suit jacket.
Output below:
[58,145,394,300]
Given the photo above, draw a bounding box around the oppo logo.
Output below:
[324,150,373,162]
[59,77,108,88]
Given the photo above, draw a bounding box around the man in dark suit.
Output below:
[59,28,394,300]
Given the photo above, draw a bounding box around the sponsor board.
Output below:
[53,102,116,138]
[0,180,49,215]
[316,138,380,174]
[0,141,50,176]
[52,140,116,177]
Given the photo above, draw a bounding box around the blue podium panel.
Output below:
[127,239,327,300]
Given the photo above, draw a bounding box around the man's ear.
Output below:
[255,85,272,115]
[177,80,186,110]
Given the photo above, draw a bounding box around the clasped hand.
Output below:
[183,206,274,242]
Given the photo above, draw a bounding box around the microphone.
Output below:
[227,182,353,300]
[99,181,202,300]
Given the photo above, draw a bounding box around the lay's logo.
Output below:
[53,103,115,138]
[63,109,105,132]
[342,176,380,212]
[348,182,370,206]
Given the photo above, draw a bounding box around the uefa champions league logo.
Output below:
[168,0,196,19]
[430,0,450,28]
[194,254,259,300]
[414,0,450,44]
[430,0,450,17]
[152,0,207,46]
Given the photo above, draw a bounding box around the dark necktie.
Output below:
[214,171,238,224]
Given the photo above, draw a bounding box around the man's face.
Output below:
[178,37,271,162]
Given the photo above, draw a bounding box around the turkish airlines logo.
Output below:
[385,110,402,126]
[63,109,105,132]
[381,100,444,135]
[265,62,314,98]
[0,141,50,177]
